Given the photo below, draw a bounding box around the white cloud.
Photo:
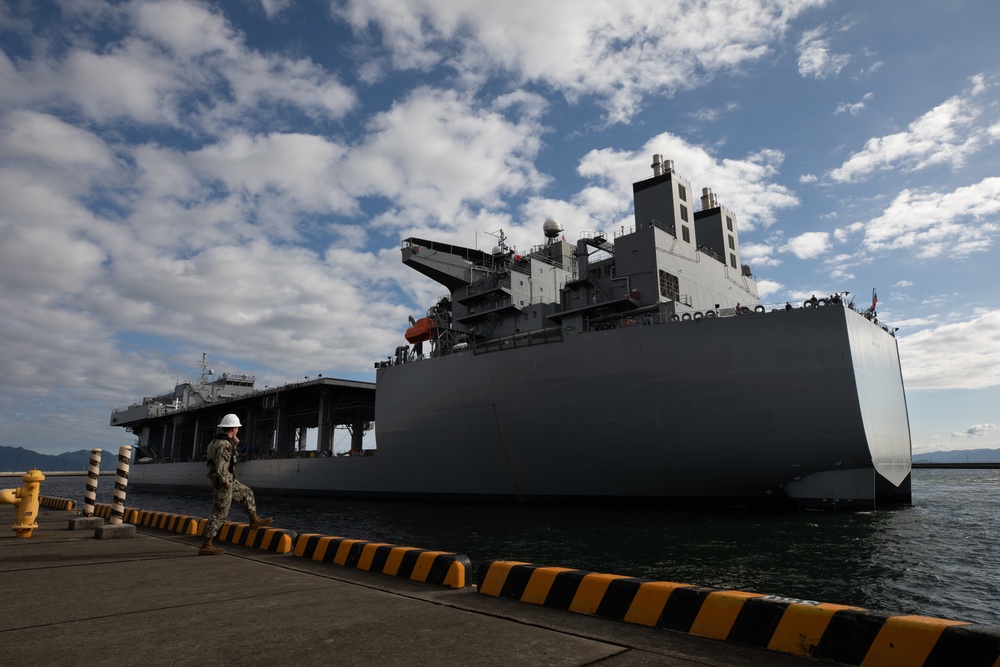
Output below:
[0,110,117,170]
[740,242,781,268]
[899,310,1000,390]
[835,92,873,116]
[689,102,739,122]
[345,87,548,233]
[861,178,1000,258]
[797,26,850,79]
[755,279,783,300]
[781,231,831,259]
[189,133,355,215]
[830,90,988,182]
[951,423,999,438]
[856,60,883,78]
[3,0,355,133]
[971,73,987,96]
[335,0,825,123]
[259,0,293,19]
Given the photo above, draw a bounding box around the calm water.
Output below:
[37,468,1000,626]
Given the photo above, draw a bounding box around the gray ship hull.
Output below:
[129,306,910,509]
[374,305,910,508]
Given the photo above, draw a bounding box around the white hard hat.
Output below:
[218,414,242,429]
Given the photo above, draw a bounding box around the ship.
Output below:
[112,156,912,509]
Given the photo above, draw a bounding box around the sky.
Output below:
[1,0,998,458]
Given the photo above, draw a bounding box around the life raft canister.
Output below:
[405,317,436,343]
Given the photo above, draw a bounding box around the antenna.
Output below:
[198,353,212,382]
[161,361,173,388]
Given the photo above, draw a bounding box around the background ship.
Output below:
[113,156,912,509]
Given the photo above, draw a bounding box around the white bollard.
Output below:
[110,445,131,525]
[82,449,102,517]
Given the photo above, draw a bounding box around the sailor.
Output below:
[199,413,272,556]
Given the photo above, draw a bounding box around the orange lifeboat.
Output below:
[405,317,436,343]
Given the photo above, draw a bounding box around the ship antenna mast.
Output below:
[198,353,214,382]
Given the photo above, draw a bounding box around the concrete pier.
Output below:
[1,507,815,666]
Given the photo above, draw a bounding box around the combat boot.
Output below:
[249,514,272,530]
[199,538,225,556]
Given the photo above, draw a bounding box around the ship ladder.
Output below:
[483,312,502,337]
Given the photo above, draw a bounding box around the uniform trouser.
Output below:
[204,479,257,539]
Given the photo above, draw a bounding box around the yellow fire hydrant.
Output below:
[0,469,46,538]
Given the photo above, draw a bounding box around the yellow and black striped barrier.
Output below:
[38,495,75,510]
[133,510,200,535]
[293,533,471,589]
[92,502,139,523]
[207,520,294,554]
[477,561,1000,667]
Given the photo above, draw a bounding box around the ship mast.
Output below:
[198,353,214,382]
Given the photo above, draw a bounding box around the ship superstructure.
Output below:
[393,155,758,363]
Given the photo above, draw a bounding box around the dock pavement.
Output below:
[1,507,820,667]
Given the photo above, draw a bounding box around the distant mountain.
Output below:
[0,446,93,472]
[912,448,1000,464]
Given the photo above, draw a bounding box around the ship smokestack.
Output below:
[651,154,663,176]
[701,187,718,209]
[651,155,674,177]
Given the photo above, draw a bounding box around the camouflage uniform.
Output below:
[204,435,258,539]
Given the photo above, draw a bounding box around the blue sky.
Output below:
[1,0,998,457]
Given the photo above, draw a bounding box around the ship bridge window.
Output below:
[678,184,687,201]
[728,235,735,250]
[729,253,737,269]
[659,270,679,300]
[726,216,733,232]
[680,205,689,222]
[682,226,690,243]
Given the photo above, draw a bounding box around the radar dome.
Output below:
[543,218,563,238]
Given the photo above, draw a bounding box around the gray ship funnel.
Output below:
[701,187,718,210]
[651,154,664,176]
[650,154,674,177]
